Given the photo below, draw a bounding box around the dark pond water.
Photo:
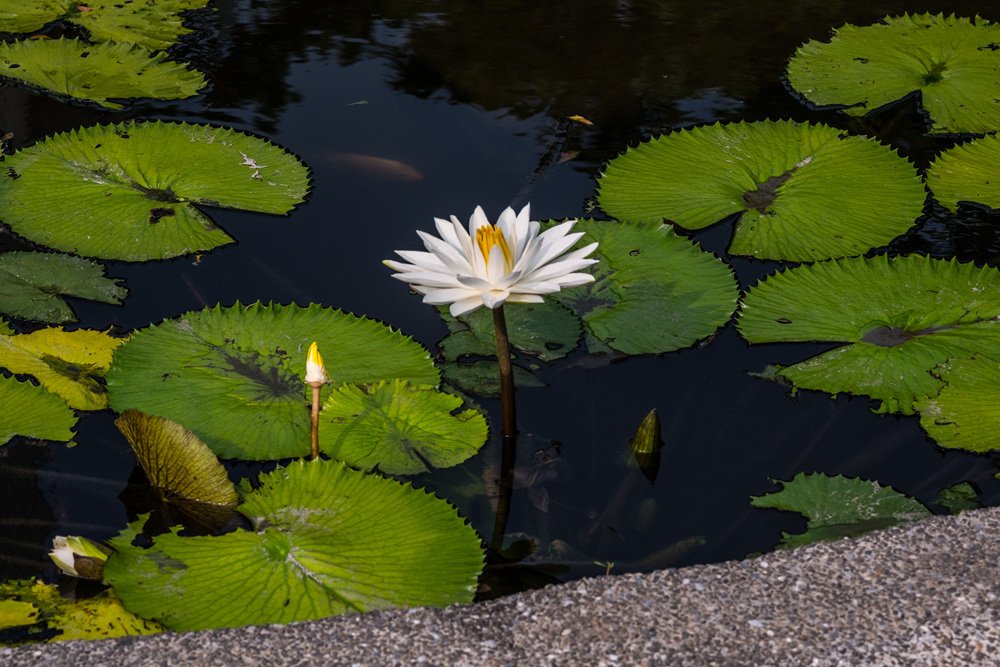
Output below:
[3,0,1000,596]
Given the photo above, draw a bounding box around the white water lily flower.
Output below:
[384,204,599,317]
[49,535,109,579]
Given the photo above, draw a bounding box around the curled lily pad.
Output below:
[597,121,925,261]
[106,302,439,460]
[0,251,126,324]
[319,379,488,474]
[738,255,1000,414]
[787,14,1000,135]
[104,459,484,632]
[115,410,239,525]
[551,220,738,354]
[0,579,163,643]
[926,135,1000,211]
[916,357,1000,453]
[0,121,310,261]
[0,374,76,446]
[0,0,212,51]
[751,472,931,548]
[0,327,123,410]
[0,38,205,109]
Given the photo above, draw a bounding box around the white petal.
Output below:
[469,206,491,237]
[388,271,466,288]
[416,230,474,273]
[395,249,451,273]
[509,280,563,294]
[434,216,463,251]
[450,296,486,317]
[553,272,596,288]
[522,255,599,283]
[506,293,545,304]
[421,287,480,305]
[450,215,475,258]
[457,275,490,288]
[482,289,510,309]
[486,244,509,283]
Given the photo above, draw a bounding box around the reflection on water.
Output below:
[2,0,1000,591]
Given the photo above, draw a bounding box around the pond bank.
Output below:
[6,507,999,665]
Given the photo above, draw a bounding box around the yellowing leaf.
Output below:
[0,328,124,410]
[0,599,40,631]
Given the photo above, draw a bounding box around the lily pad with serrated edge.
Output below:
[596,121,926,262]
[0,0,212,51]
[106,302,440,460]
[319,379,488,474]
[0,252,126,323]
[0,578,163,644]
[926,135,1000,211]
[0,121,310,261]
[750,472,931,548]
[0,374,76,446]
[737,255,1000,415]
[103,459,484,632]
[0,327,123,410]
[915,356,1000,453]
[550,219,738,355]
[0,38,205,109]
[787,14,1000,135]
[115,410,239,525]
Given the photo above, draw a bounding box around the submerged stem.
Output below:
[310,384,321,459]
[492,305,517,439]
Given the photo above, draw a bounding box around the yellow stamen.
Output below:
[475,224,513,271]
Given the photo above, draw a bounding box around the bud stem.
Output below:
[310,384,321,459]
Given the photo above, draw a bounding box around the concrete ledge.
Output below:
[6,507,1000,666]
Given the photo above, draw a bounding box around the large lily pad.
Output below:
[106,302,440,460]
[0,251,126,323]
[0,374,76,446]
[916,357,1000,453]
[319,379,488,474]
[926,135,1000,211]
[0,121,310,261]
[551,219,738,354]
[751,472,931,548]
[787,14,1000,135]
[115,410,239,524]
[0,327,123,410]
[0,579,163,644]
[0,1,212,51]
[738,255,1000,414]
[0,38,205,109]
[597,121,925,262]
[104,459,484,632]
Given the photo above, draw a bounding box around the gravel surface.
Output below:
[5,507,999,666]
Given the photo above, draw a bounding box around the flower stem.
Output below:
[492,305,517,438]
[310,384,321,459]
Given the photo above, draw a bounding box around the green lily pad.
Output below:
[0,1,212,51]
[104,459,484,632]
[0,38,205,109]
[916,356,1000,453]
[787,13,1000,135]
[438,359,545,398]
[106,302,440,460]
[750,472,931,548]
[551,219,738,354]
[319,379,488,474]
[0,374,76,446]
[738,255,1000,414]
[0,327,123,410]
[440,301,582,363]
[597,121,925,262]
[115,410,239,524]
[926,135,1000,211]
[0,579,163,644]
[0,252,126,323]
[0,121,310,261]
[936,482,981,514]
